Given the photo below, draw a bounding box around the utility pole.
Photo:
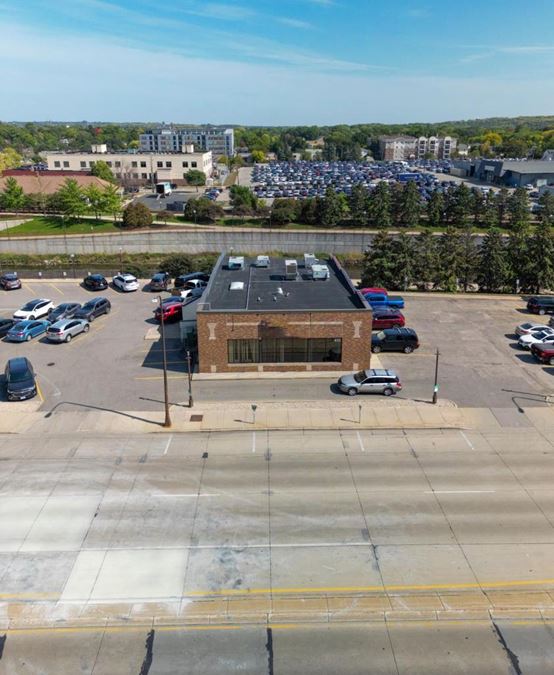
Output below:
[153,296,172,427]
[186,350,193,408]
[432,348,440,404]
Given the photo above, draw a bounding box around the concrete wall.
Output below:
[0,228,489,256]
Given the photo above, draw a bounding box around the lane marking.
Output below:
[163,435,173,455]
[154,493,220,498]
[135,375,186,381]
[252,431,256,453]
[356,431,365,452]
[460,431,475,450]
[424,490,496,494]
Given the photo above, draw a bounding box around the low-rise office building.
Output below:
[43,146,213,186]
[0,170,112,195]
[140,126,234,158]
[473,159,554,187]
[195,254,372,374]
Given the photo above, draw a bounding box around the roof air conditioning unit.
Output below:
[311,264,330,280]
[228,256,245,270]
[285,259,297,280]
[255,255,270,268]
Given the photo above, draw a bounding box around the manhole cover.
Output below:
[47,362,55,366]
[190,414,203,422]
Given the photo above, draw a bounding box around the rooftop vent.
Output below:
[311,264,330,280]
[285,259,297,280]
[255,255,270,268]
[228,256,245,270]
[229,281,245,291]
[304,253,318,268]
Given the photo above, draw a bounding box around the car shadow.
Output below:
[514,352,536,364]
[329,383,344,396]
[542,367,554,376]
[508,342,524,350]
[504,333,518,340]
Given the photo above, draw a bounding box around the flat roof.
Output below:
[502,161,554,175]
[199,255,368,312]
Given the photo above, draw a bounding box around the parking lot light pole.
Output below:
[186,350,193,408]
[432,348,440,404]
[153,296,172,428]
[70,253,75,279]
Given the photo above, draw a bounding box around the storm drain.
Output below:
[190,414,203,422]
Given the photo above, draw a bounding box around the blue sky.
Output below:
[1,0,553,124]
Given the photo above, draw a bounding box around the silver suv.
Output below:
[338,369,402,396]
[46,319,90,343]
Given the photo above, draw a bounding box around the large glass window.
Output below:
[228,338,341,364]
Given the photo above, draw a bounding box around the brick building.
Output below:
[196,254,372,374]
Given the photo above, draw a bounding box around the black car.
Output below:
[4,357,37,401]
[527,296,554,315]
[47,302,81,322]
[83,274,108,291]
[0,317,16,337]
[371,328,420,354]
[74,297,111,322]
[149,272,171,291]
[174,272,210,288]
[0,272,22,290]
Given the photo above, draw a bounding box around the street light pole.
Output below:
[70,253,75,278]
[432,348,440,404]
[155,295,172,427]
[186,350,193,408]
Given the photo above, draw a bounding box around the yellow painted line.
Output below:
[49,284,64,296]
[23,282,37,294]
[0,591,57,599]
[35,380,44,403]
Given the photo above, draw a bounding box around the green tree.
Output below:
[101,184,123,222]
[413,231,440,290]
[472,190,485,227]
[90,160,116,183]
[496,187,509,226]
[434,227,464,292]
[459,226,479,291]
[251,150,266,163]
[360,231,396,288]
[184,197,224,223]
[448,183,472,228]
[348,184,370,227]
[538,192,554,225]
[57,178,88,220]
[508,187,530,229]
[527,221,554,293]
[298,197,319,225]
[477,229,509,292]
[269,198,299,227]
[389,232,416,290]
[0,176,26,215]
[426,191,445,228]
[368,182,391,228]
[159,253,194,277]
[185,169,206,192]
[229,185,258,214]
[84,184,104,220]
[122,201,153,228]
[397,180,421,228]
[320,187,349,227]
[507,223,532,292]
[0,147,23,172]
[482,192,499,229]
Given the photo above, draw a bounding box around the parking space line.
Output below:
[48,284,64,296]
[135,375,187,381]
[36,380,44,403]
[460,430,475,450]
[356,431,365,452]
[23,282,37,294]
[163,435,173,455]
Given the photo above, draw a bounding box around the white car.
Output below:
[515,322,549,337]
[518,328,554,350]
[113,273,139,292]
[13,298,54,320]
[173,279,207,299]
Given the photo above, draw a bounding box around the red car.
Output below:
[372,309,405,330]
[360,287,388,296]
[531,343,554,365]
[154,300,183,322]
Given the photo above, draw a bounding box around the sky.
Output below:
[1,0,553,125]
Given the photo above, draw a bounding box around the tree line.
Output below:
[361,224,554,295]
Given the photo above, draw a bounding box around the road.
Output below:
[1,425,554,672]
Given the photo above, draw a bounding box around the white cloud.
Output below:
[276,17,314,29]
[1,23,553,124]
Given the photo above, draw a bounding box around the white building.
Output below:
[379,135,457,161]
[140,127,234,158]
[43,146,213,186]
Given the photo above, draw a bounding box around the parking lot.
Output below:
[0,283,552,414]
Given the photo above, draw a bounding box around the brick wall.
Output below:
[197,309,372,373]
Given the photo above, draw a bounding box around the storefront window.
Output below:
[228,338,341,364]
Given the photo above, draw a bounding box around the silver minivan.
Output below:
[338,369,402,396]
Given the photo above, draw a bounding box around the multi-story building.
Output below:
[379,135,457,161]
[140,127,234,158]
[195,253,373,374]
[43,146,213,186]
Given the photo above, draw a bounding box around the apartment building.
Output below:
[140,127,234,158]
[379,135,457,161]
[43,146,213,186]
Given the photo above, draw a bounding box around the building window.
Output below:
[80,161,86,168]
[166,161,172,168]
[191,161,197,168]
[54,161,60,168]
[106,161,112,167]
[227,338,342,364]
[63,161,69,168]
[115,161,121,168]
[141,173,148,179]
[132,173,139,179]
[141,161,147,168]
[157,161,163,168]
[182,161,189,168]
[132,161,138,168]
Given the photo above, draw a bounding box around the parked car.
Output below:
[46,318,90,343]
[172,279,208,298]
[0,318,16,337]
[531,343,554,366]
[0,272,22,290]
[515,322,550,337]
[372,309,405,330]
[13,298,54,321]
[154,298,184,322]
[83,274,108,290]
[174,272,210,288]
[149,272,171,291]
[113,273,139,292]
[371,328,419,353]
[5,320,50,342]
[74,297,111,322]
[364,292,405,309]
[4,357,37,401]
[48,302,81,323]
[527,296,554,315]
[518,329,554,350]
[338,368,402,396]
[359,287,388,296]
[550,316,554,328]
